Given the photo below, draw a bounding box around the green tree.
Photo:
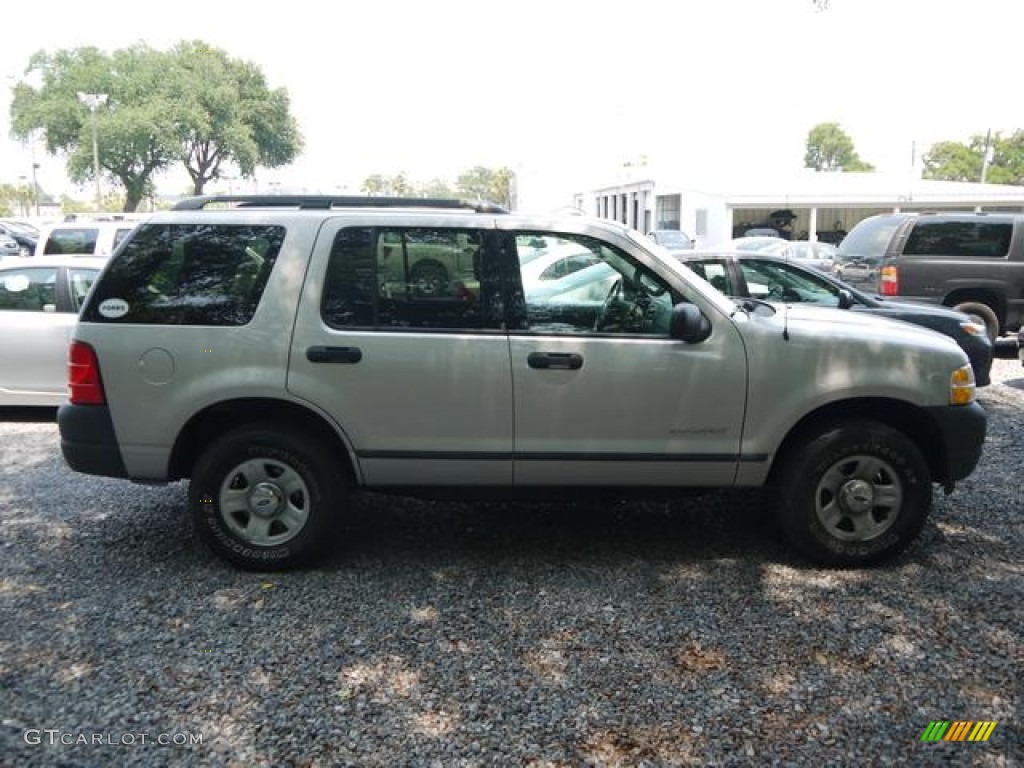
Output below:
[10,45,179,211]
[923,131,1024,185]
[169,41,302,195]
[418,178,458,198]
[10,42,302,211]
[921,139,985,182]
[804,122,875,172]
[361,174,387,195]
[456,166,515,207]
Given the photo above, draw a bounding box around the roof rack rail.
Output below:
[171,195,509,214]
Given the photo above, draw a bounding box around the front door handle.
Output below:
[306,346,363,364]
[527,352,583,370]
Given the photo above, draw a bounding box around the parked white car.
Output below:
[0,256,107,406]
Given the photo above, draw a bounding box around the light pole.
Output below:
[77,92,108,211]
[31,161,40,216]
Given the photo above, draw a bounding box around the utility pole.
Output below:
[77,92,108,211]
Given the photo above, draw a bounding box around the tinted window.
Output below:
[82,224,285,325]
[903,220,1012,258]
[515,232,680,336]
[113,227,135,249]
[839,215,902,259]
[0,267,58,311]
[44,227,98,255]
[322,227,503,330]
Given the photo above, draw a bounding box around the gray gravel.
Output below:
[1,353,1022,767]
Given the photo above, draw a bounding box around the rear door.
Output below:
[287,218,514,486]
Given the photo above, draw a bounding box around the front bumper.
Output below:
[923,401,987,485]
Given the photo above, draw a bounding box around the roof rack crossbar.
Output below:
[172,195,508,214]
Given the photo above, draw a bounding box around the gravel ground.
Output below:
[1,353,1021,767]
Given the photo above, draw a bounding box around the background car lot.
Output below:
[1,352,1020,765]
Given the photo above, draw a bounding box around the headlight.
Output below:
[949,365,976,405]
[960,320,987,337]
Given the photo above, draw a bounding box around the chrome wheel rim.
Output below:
[814,454,903,542]
[218,458,310,546]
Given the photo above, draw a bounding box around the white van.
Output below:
[34,220,140,258]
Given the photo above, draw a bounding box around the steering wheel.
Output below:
[593,277,623,331]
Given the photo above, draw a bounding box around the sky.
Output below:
[2,0,1021,209]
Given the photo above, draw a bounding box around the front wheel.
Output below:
[775,421,932,566]
[189,424,345,570]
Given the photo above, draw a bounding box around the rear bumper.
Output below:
[923,401,987,484]
[57,404,128,479]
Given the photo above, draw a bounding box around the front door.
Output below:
[503,229,748,487]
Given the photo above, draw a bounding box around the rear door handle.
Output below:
[306,346,362,364]
[527,352,583,370]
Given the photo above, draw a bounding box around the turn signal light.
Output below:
[949,365,975,405]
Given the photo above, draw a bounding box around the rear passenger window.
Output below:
[44,227,98,255]
[81,224,285,325]
[904,220,1012,258]
[0,268,57,311]
[322,227,503,331]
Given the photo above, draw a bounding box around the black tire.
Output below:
[953,300,999,342]
[775,420,932,567]
[189,424,344,570]
[409,260,449,297]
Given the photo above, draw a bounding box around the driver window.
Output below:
[514,232,679,336]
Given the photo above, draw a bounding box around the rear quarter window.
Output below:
[81,223,285,325]
[838,216,902,259]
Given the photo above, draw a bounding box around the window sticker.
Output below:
[98,298,130,319]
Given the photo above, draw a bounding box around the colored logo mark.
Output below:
[921,721,997,742]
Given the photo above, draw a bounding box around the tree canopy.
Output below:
[9,42,303,211]
[923,131,1024,185]
[361,166,514,208]
[803,122,874,172]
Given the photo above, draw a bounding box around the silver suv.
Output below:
[58,196,986,570]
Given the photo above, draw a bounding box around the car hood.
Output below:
[757,302,963,352]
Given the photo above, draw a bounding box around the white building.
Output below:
[572,168,1024,247]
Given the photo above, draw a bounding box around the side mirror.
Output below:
[837,288,855,310]
[669,302,712,343]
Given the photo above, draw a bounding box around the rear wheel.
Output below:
[775,420,932,566]
[189,424,344,570]
[953,300,999,342]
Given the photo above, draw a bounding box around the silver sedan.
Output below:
[0,256,107,406]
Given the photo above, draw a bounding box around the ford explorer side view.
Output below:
[58,196,986,570]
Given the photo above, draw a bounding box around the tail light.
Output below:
[68,340,106,405]
[880,264,899,296]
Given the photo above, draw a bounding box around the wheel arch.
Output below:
[943,289,1005,330]
[167,397,359,484]
[767,398,947,487]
